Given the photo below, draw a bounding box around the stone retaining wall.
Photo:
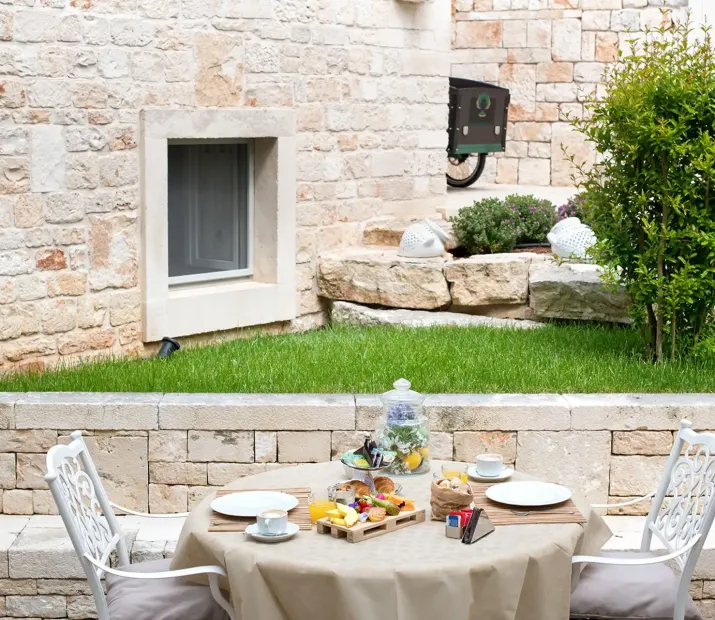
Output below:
[317,248,631,323]
[1,392,714,515]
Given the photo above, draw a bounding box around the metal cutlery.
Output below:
[509,509,576,517]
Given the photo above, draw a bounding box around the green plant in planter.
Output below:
[503,194,557,244]
[450,197,519,254]
[570,16,715,361]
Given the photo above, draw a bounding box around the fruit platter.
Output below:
[316,478,425,543]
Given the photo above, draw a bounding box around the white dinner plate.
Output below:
[210,491,298,517]
[485,481,572,507]
[468,466,514,483]
[245,522,299,543]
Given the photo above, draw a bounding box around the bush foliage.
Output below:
[451,194,558,254]
[571,17,715,361]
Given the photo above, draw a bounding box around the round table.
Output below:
[171,460,611,620]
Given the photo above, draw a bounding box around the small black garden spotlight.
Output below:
[156,337,181,359]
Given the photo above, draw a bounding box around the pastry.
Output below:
[373,476,396,495]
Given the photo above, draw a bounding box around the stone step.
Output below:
[331,301,545,329]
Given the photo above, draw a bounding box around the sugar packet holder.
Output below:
[446,508,495,543]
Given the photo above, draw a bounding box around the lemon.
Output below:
[403,452,423,471]
[354,457,369,468]
[418,447,430,459]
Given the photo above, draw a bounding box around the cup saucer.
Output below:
[245,522,299,543]
[467,466,514,483]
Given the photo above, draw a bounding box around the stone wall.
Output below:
[0,0,451,372]
[1,391,714,515]
[451,0,689,186]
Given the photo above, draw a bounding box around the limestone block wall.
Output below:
[0,0,451,372]
[451,0,689,187]
[1,392,713,515]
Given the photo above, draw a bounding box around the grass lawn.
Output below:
[1,324,714,393]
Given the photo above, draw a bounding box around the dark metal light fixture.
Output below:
[156,337,181,359]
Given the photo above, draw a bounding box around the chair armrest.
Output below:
[110,502,189,518]
[83,554,226,579]
[590,491,656,509]
[572,534,701,566]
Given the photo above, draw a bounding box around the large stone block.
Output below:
[159,394,355,431]
[15,393,160,430]
[195,33,243,106]
[16,453,46,490]
[6,594,66,618]
[444,254,531,306]
[148,431,186,462]
[30,126,65,193]
[529,261,630,323]
[454,431,516,463]
[567,394,715,431]
[612,431,674,456]
[317,248,450,310]
[0,453,15,488]
[83,435,148,511]
[149,462,207,485]
[207,463,267,486]
[610,455,668,497]
[187,431,253,463]
[0,430,56,453]
[517,431,611,504]
[148,484,187,514]
[277,431,331,463]
[88,214,138,291]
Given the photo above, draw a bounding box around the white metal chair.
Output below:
[571,420,715,620]
[45,431,236,620]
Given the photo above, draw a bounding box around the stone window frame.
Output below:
[140,109,296,342]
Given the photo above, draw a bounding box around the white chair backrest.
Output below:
[642,420,715,618]
[45,431,129,620]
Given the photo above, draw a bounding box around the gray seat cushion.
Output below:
[106,558,230,620]
[570,553,702,620]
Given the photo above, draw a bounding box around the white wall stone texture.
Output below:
[0,0,451,371]
[451,0,690,187]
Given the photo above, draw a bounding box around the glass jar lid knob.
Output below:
[393,378,411,391]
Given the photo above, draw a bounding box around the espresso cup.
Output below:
[475,453,504,477]
[256,508,288,536]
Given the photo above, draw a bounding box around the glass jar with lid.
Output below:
[375,378,430,475]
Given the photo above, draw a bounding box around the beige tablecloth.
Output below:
[171,461,611,620]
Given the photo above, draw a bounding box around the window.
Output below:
[167,140,253,285]
[141,108,296,341]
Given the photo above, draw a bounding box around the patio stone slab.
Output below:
[159,393,356,431]
[567,394,715,430]
[424,394,571,431]
[14,393,161,430]
[330,301,544,329]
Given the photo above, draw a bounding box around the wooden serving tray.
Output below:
[316,508,425,543]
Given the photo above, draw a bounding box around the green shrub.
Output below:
[503,194,556,244]
[450,197,519,254]
[570,16,715,361]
